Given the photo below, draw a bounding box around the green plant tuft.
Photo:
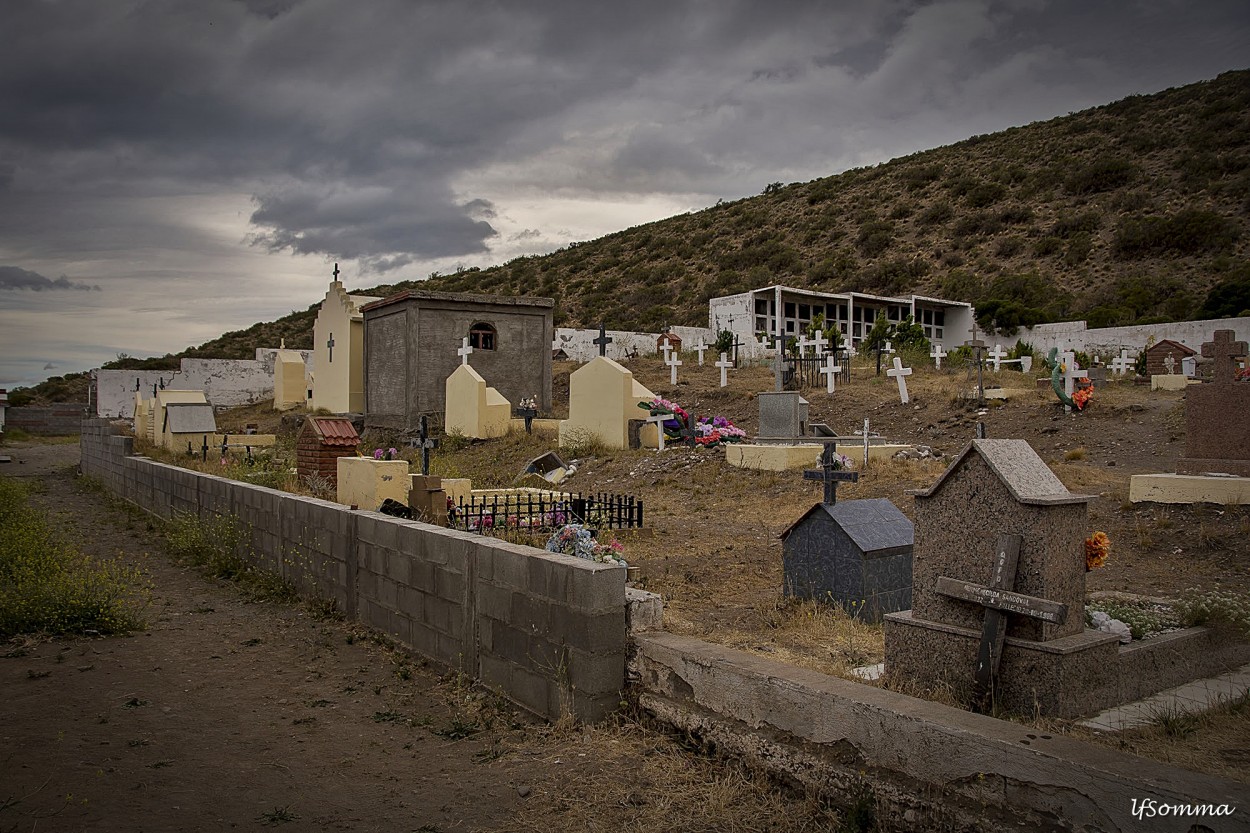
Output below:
[0,477,148,638]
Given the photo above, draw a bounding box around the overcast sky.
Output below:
[2,0,1247,390]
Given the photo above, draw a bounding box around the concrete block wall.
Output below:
[79,419,626,722]
[8,404,89,434]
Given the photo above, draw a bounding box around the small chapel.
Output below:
[361,289,554,432]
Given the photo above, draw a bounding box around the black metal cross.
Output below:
[332,262,340,280]
[934,534,1068,713]
[327,333,335,363]
[678,418,699,448]
[593,324,613,357]
[802,445,859,505]
[418,415,434,476]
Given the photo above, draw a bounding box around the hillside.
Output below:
[13,70,1250,405]
[420,69,1249,333]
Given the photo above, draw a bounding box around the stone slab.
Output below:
[834,442,914,463]
[1150,374,1190,391]
[725,443,822,472]
[1129,472,1250,504]
[1080,664,1250,732]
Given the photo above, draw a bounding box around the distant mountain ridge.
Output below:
[14,70,1250,404]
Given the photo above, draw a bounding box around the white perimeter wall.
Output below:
[1012,317,1250,360]
[96,348,313,418]
[553,326,714,363]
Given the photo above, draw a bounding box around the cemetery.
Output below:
[73,327,1250,829]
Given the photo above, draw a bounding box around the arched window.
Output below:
[469,322,496,350]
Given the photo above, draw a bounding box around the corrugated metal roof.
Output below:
[309,416,359,447]
[165,402,217,434]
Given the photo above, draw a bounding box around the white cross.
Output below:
[1109,348,1134,377]
[645,412,669,451]
[715,352,733,387]
[987,343,1007,372]
[665,350,683,385]
[882,340,895,356]
[887,356,913,404]
[660,337,673,363]
[796,335,814,358]
[930,343,947,370]
[820,354,838,394]
[457,337,473,365]
[1060,351,1088,414]
[694,340,707,366]
[811,332,829,356]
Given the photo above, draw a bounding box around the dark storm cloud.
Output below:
[1,0,1248,274]
[0,266,100,292]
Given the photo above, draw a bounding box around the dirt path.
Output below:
[1,443,544,831]
[1,442,840,833]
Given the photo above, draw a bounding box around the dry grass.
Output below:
[1067,695,1250,784]
[507,716,843,833]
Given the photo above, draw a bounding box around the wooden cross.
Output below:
[820,355,838,394]
[802,446,858,504]
[715,352,733,387]
[934,534,1068,713]
[731,335,743,368]
[694,340,707,365]
[887,357,913,404]
[326,333,335,363]
[457,337,473,365]
[678,419,699,448]
[1202,329,1248,384]
[593,324,613,357]
[930,343,947,370]
[418,415,435,476]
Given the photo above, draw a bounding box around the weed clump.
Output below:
[0,477,148,637]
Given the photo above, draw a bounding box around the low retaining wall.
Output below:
[8,403,89,434]
[80,419,626,721]
[632,632,1249,833]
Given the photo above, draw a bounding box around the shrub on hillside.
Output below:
[1113,209,1240,258]
[1064,156,1137,194]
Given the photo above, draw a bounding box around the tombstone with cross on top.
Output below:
[884,438,1105,717]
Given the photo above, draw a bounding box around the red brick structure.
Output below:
[296,416,360,487]
[1143,339,1195,376]
[656,332,682,354]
